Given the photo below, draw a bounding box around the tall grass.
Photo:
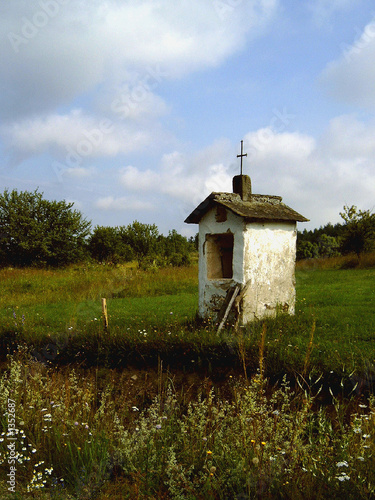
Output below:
[1,261,375,386]
[1,347,375,499]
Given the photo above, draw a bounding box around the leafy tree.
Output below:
[120,221,159,267]
[296,240,319,260]
[340,205,375,257]
[0,188,91,267]
[158,229,193,266]
[88,226,134,263]
[317,234,340,258]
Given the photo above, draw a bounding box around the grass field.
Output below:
[0,259,375,498]
[0,261,374,383]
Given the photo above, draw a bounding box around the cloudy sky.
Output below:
[1,0,375,236]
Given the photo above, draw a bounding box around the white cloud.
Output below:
[0,0,278,120]
[64,166,97,179]
[320,15,375,106]
[309,0,357,25]
[245,118,375,226]
[1,109,152,160]
[119,166,159,191]
[96,196,154,212]
[117,117,375,229]
[119,139,234,205]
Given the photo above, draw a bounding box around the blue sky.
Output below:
[1,0,375,236]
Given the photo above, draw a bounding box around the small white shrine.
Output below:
[185,141,308,326]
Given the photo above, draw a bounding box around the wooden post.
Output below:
[217,285,240,334]
[102,298,108,330]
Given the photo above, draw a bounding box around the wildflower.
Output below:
[132,406,139,412]
[250,439,255,444]
[74,422,79,426]
[31,449,37,453]
[261,442,266,446]
[252,457,259,466]
[155,424,162,429]
[336,461,348,467]
[337,473,350,481]
[363,434,371,439]
[207,450,213,455]
[202,437,207,441]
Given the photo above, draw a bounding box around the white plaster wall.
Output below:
[198,210,297,323]
[242,221,297,322]
[198,208,245,318]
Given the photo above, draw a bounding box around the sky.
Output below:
[1,0,375,237]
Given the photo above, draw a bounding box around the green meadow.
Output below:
[0,259,375,498]
[1,261,374,381]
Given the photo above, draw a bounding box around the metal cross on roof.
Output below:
[237,140,247,175]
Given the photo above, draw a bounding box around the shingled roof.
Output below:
[185,191,309,224]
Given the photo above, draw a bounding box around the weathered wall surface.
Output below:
[198,207,297,323]
[242,221,297,322]
[198,207,245,318]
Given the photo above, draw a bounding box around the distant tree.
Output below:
[120,221,159,267]
[0,188,91,267]
[340,205,375,257]
[159,229,193,266]
[189,233,199,251]
[88,226,134,263]
[317,234,340,258]
[296,240,319,260]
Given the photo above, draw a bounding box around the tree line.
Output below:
[297,205,375,260]
[0,189,196,268]
[0,189,374,268]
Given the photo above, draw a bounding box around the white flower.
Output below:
[336,461,348,467]
[337,475,350,481]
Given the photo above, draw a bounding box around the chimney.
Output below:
[233,174,252,201]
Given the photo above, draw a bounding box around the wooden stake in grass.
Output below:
[259,323,267,378]
[102,298,109,330]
